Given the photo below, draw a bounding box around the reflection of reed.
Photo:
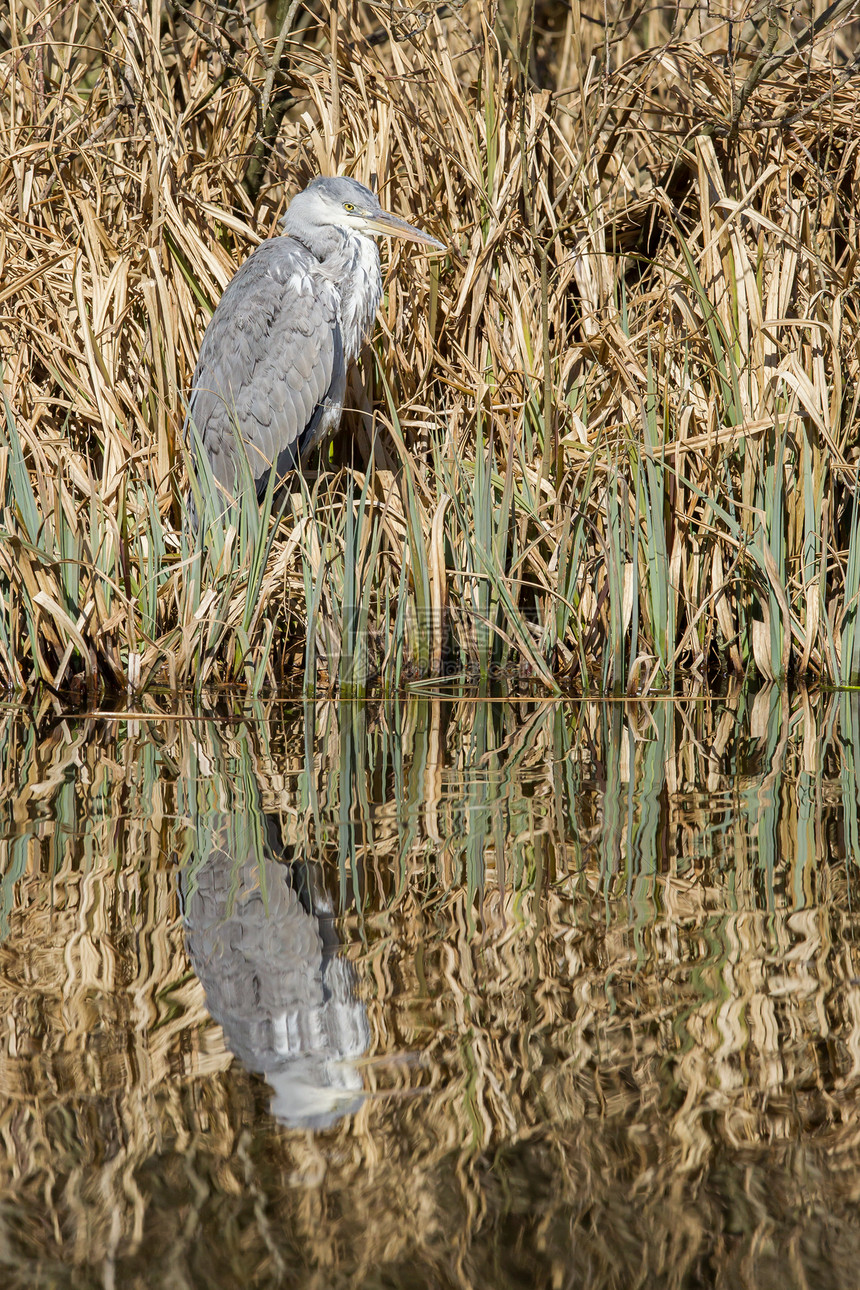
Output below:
[0,692,857,1285]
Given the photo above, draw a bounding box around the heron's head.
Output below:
[283,176,445,252]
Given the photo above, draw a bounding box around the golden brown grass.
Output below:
[1,0,860,694]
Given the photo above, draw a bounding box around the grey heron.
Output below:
[183,808,371,1130]
[185,175,445,515]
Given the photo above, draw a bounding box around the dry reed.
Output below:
[1,1,860,694]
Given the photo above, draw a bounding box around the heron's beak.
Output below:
[365,209,446,252]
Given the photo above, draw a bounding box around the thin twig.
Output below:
[728,0,859,141]
[243,0,304,201]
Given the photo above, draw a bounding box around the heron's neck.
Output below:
[334,232,382,361]
[281,213,344,261]
[280,221,383,360]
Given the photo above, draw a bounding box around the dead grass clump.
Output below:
[1,1,860,694]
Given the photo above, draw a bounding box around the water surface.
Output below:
[1,689,859,1288]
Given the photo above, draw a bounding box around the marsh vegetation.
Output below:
[1,1,859,694]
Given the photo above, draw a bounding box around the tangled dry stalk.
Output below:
[1,0,860,695]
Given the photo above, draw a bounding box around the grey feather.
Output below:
[184,174,444,519]
[187,237,340,498]
[182,811,370,1129]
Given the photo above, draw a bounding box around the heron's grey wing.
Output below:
[182,815,370,1129]
[186,237,345,498]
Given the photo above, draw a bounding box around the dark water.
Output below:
[1,689,860,1288]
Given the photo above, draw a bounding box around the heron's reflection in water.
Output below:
[182,810,370,1130]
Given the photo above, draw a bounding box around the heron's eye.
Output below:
[343,202,355,212]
